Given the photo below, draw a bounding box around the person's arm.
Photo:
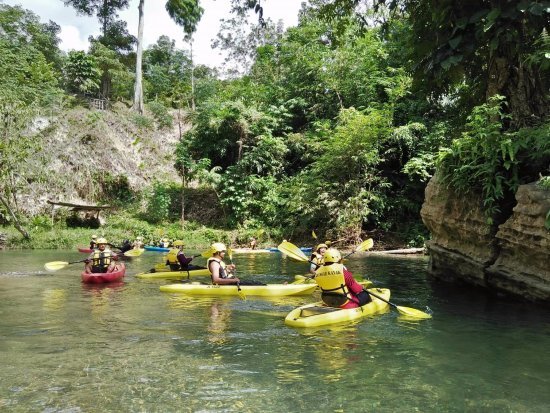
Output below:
[209,261,239,285]
[344,269,364,295]
[309,263,317,275]
[177,252,193,267]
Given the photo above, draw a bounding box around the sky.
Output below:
[3,0,304,68]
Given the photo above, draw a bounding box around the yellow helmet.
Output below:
[91,235,97,240]
[136,236,143,241]
[315,243,328,252]
[323,248,341,264]
[162,238,169,242]
[173,240,184,247]
[211,242,227,253]
[96,237,108,245]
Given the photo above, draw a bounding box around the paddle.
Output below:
[44,259,88,272]
[227,247,246,300]
[365,289,432,319]
[278,238,374,266]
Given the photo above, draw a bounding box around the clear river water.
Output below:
[0,249,549,412]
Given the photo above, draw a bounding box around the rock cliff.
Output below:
[420,174,550,302]
[18,105,184,216]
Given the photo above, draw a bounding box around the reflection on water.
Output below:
[208,301,231,345]
[0,250,549,412]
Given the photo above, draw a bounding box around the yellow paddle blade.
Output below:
[44,261,70,272]
[123,248,144,257]
[277,241,309,262]
[312,230,317,239]
[396,305,432,319]
[227,247,233,262]
[355,238,374,253]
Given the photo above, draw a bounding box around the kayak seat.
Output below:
[300,306,341,317]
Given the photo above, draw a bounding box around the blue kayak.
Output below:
[144,245,170,252]
[269,247,312,253]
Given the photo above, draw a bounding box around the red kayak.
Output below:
[78,247,92,253]
[81,263,126,284]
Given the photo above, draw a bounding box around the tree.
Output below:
[89,40,131,100]
[131,0,202,113]
[0,99,35,239]
[174,139,211,225]
[0,5,64,105]
[63,1,134,98]
[65,51,101,94]
[133,0,145,113]
[312,0,550,127]
[63,0,130,39]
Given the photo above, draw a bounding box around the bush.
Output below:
[147,101,173,129]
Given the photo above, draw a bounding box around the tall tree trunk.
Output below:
[0,194,29,239]
[487,55,549,128]
[178,109,185,228]
[133,0,145,114]
[181,168,185,228]
[190,39,195,111]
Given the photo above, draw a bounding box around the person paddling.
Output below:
[314,248,371,309]
[89,234,98,250]
[166,240,201,271]
[309,243,328,275]
[85,237,117,274]
[132,236,144,249]
[158,238,170,248]
[207,243,239,285]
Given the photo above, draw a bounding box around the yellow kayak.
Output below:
[136,267,211,280]
[159,282,317,297]
[285,288,391,328]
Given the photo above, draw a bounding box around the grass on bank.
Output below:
[1,211,283,250]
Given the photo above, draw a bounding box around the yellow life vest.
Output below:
[315,263,351,307]
[310,252,324,267]
[207,257,228,281]
[91,249,112,269]
[166,248,180,265]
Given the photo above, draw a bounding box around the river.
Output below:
[1,249,549,412]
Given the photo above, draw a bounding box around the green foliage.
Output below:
[538,176,550,191]
[0,5,64,106]
[30,215,53,231]
[165,0,204,37]
[145,182,173,223]
[147,101,173,129]
[437,96,550,222]
[64,51,101,94]
[94,172,135,205]
[130,112,154,130]
[0,98,38,219]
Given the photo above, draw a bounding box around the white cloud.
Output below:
[3,0,303,68]
[59,25,89,52]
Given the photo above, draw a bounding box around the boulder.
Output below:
[421,174,550,302]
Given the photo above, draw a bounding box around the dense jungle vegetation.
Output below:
[1,0,549,249]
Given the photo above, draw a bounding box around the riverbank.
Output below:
[0,213,422,253]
